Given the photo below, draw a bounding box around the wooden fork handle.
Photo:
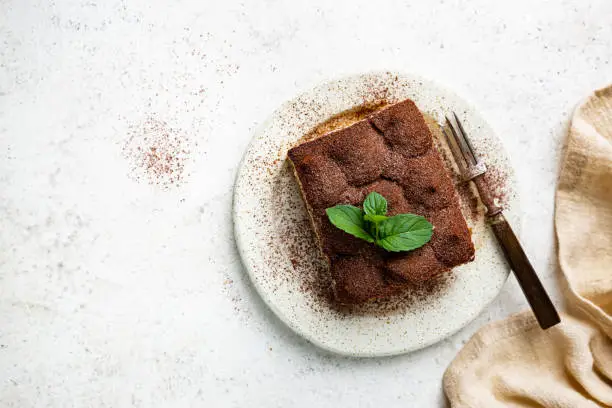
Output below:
[488,213,561,329]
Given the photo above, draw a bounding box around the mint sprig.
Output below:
[325,192,433,252]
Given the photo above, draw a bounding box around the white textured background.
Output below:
[1,1,611,407]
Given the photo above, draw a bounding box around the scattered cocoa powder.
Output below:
[485,165,510,208]
[123,117,191,189]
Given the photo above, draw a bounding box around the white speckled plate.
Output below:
[233,72,520,357]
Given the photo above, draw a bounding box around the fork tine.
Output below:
[441,122,468,174]
[452,112,479,161]
[446,115,477,165]
[444,116,474,167]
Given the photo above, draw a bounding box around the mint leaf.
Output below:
[325,193,433,252]
[326,205,374,243]
[363,192,387,216]
[363,214,387,223]
[376,214,433,252]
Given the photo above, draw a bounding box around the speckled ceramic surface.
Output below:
[233,71,520,357]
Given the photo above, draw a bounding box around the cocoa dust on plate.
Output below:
[123,117,191,189]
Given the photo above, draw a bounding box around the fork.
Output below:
[442,113,560,330]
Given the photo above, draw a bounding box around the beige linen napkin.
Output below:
[443,85,612,408]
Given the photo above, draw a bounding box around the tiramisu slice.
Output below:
[288,99,474,304]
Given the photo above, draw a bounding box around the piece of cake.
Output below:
[288,99,474,304]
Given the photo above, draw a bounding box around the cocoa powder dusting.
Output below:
[274,102,460,316]
[335,273,454,316]
[123,117,191,189]
[485,166,510,208]
[276,158,455,316]
[456,182,482,221]
[302,101,388,142]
